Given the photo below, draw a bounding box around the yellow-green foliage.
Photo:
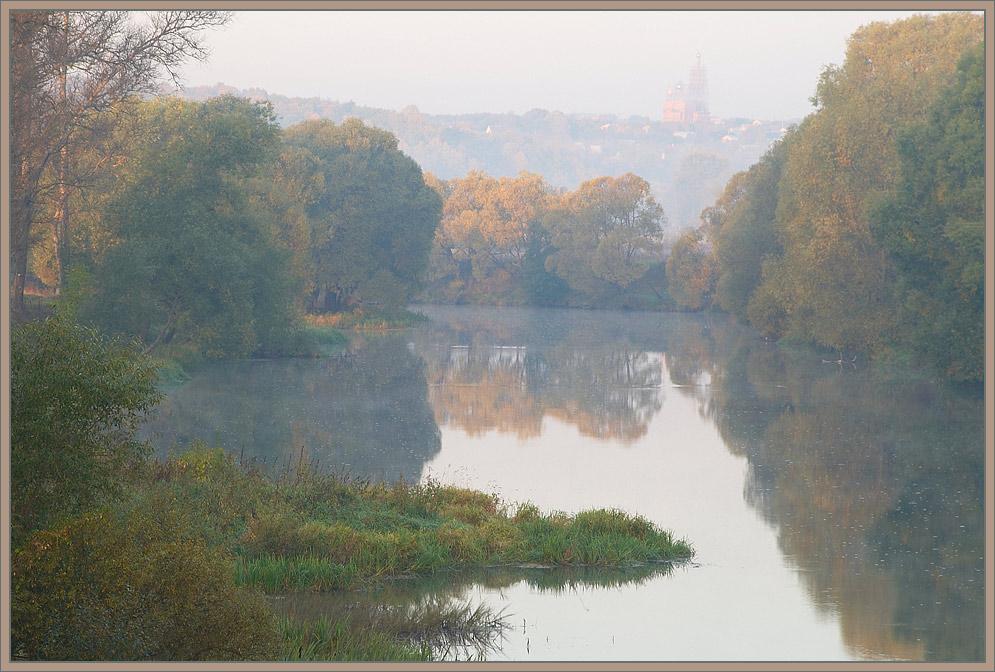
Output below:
[142,446,692,594]
[11,504,280,661]
[572,508,658,540]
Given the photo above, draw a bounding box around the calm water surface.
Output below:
[141,305,985,662]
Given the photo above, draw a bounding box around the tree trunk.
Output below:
[53,12,71,294]
[10,204,31,320]
[10,152,42,322]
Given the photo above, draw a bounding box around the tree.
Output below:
[868,42,985,381]
[666,228,717,310]
[85,96,299,358]
[544,173,666,301]
[706,134,790,321]
[752,12,982,352]
[12,504,280,660]
[10,309,162,547]
[279,119,442,314]
[9,10,230,318]
[424,170,555,303]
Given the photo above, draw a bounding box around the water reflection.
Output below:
[412,305,984,661]
[141,333,441,482]
[269,563,681,660]
[656,319,986,662]
[412,307,668,442]
[144,305,985,661]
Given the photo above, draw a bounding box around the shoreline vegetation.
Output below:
[10,10,982,662]
[13,443,693,661]
[11,309,693,662]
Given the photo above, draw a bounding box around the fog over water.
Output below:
[143,306,986,661]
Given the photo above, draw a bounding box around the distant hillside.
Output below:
[176,83,797,231]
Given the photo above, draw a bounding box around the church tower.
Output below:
[663,52,710,128]
[687,51,710,124]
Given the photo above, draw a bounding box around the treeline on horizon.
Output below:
[10,11,983,383]
[178,78,776,231]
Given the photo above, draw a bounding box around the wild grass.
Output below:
[140,444,693,596]
[153,357,192,387]
[306,325,350,350]
[277,615,432,661]
[274,594,507,661]
[117,443,692,660]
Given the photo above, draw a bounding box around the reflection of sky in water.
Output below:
[421,366,854,661]
[145,305,984,662]
[411,305,983,662]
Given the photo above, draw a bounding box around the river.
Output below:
[140,305,985,662]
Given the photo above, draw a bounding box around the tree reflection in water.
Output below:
[144,305,984,661]
[141,333,442,483]
[659,318,985,662]
[415,305,984,661]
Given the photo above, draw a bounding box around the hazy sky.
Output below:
[177,8,943,121]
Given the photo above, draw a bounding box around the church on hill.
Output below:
[662,52,710,129]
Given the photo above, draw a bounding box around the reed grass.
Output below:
[273,594,506,661]
[127,444,692,659]
[277,615,431,661]
[141,445,692,595]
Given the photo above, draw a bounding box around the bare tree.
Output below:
[9,9,231,318]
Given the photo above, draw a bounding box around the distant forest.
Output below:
[176,82,792,234]
[11,11,983,383]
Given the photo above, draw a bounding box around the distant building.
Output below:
[663,52,710,129]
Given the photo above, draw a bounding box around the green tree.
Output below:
[706,135,789,321]
[9,10,230,318]
[544,173,666,302]
[10,310,162,547]
[279,118,442,314]
[753,12,982,353]
[85,95,300,358]
[869,42,985,381]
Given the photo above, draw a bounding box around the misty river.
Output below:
[139,305,984,662]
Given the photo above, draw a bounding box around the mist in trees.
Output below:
[422,170,557,304]
[868,41,984,382]
[668,12,984,382]
[82,96,304,358]
[10,9,983,384]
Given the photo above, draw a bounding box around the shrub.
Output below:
[10,312,162,547]
[11,504,280,661]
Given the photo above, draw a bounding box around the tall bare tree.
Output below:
[9,9,231,318]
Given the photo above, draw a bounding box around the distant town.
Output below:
[177,53,796,233]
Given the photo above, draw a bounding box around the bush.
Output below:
[10,312,162,547]
[11,504,281,661]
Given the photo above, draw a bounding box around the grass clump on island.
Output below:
[12,442,692,662]
[148,443,693,594]
[149,444,693,589]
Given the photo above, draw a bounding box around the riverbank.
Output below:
[169,442,693,589]
[13,442,693,661]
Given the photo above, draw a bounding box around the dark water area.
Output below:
[140,305,986,661]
